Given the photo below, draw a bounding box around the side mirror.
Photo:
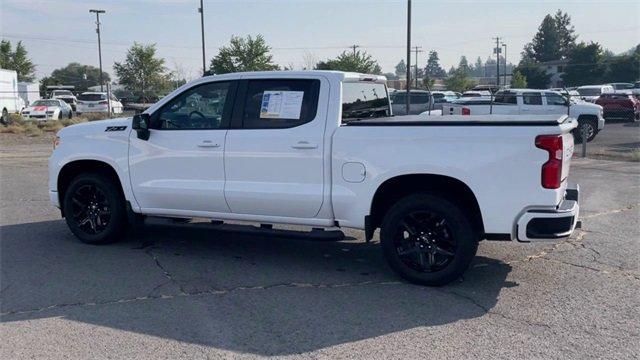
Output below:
[132,113,150,140]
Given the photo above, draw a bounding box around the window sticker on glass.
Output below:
[260,91,304,119]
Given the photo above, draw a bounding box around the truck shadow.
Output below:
[1,220,515,356]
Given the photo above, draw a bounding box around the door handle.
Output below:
[197,140,220,148]
[291,141,318,149]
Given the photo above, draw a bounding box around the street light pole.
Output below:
[405,0,411,115]
[502,43,507,87]
[493,37,501,88]
[198,0,206,76]
[90,9,106,92]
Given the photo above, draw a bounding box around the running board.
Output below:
[145,217,345,242]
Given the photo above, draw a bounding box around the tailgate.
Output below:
[560,117,578,182]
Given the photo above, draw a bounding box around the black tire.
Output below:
[575,118,597,143]
[62,173,127,244]
[1,108,8,125]
[380,193,479,286]
[68,111,73,119]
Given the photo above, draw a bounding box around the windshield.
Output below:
[32,100,60,107]
[577,88,601,96]
[342,82,390,121]
[78,93,107,101]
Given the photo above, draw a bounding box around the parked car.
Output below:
[431,91,460,111]
[442,89,605,142]
[21,99,73,120]
[549,88,583,103]
[50,89,78,111]
[595,93,640,122]
[76,92,123,115]
[1,69,26,124]
[49,71,581,286]
[607,83,635,94]
[462,90,491,98]
[576,85,614,102]
[390,90,432,115]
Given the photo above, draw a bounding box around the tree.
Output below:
[113,43,171,98]
[562,42,606,86]
[0,40,36,82]
[209,35,279,74]
[603,45,640,83]
[315,50,382,74]
[472,56,484,77]
[522,15,561,62]
[395,59,407,76]
[444,68,474,92]
[513,61,551,88]
[41,63,110,92]
[424,50,446,78]
[510,70,528,88]
[554,10,577,59]
[458,56,469,74]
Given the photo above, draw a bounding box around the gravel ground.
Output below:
[0,127,639,359]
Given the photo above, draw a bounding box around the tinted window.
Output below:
[412,93,430,104]
[577,88,601,96]
[494,91,517,104]
[154,81,230,130]
[342,82,390,121]
[523,92,542,105]
[78,93,107,101]
[242,79,319,129]
[545,93,567,106]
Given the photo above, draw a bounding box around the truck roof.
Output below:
[200,70,386,84]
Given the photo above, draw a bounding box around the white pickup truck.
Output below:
[443,89,605,142]
[49,71,580,286]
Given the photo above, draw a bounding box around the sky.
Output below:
[1,0,639,81]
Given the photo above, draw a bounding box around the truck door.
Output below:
[224,77,327,218]
[543,92,569,115]
[128,81,235,214]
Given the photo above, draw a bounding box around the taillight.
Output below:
[461,107,470,115]
[535,135,563,189]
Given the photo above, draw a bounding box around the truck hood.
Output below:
[58,117,132,137]
[569,102,602,116]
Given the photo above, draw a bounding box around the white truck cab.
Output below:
[49,71,580,286]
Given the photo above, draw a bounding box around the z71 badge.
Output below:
[105,126,127,132]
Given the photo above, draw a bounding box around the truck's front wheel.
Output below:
[63,173,127,244]
[380,193,478,286]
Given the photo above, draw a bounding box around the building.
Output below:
[541,59,568,88]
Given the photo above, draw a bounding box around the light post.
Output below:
[405,0,411,115]
[198,0,206,76]
[502,43,507,87]
[89,9,106,92]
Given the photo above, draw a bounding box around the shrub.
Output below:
[78,113,111,122]
[0,124,25,134]
[23,123,43,137]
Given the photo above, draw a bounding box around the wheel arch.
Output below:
[57,159,125,216]
[368,173,484,239]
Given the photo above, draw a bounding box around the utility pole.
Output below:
[405,0,411,115]
[198,0,206,76]
[502,43,507,87]
[412,46,423,88]
[493,37,501,88]
[349,44,360,56]
[90,9,106,92]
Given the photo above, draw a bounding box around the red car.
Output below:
[595,93,640,122]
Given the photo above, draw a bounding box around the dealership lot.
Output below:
[1,127,639,359]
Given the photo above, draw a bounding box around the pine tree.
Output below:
[424,50,445,78]
[554,10,577,59]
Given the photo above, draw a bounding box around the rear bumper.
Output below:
[516,183,580,242]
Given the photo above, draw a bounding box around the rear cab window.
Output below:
[342,82,390,122]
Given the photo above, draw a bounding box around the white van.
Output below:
[576,85,614,102]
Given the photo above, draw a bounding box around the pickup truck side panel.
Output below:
[331,124,570,234]
[48,118,137,210]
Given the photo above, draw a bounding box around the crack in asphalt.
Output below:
[144,247,188,295]
[0,280,404,317]
[507,204,639,281]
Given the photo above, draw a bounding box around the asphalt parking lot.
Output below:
[1,124,639,359]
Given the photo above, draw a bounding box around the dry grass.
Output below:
[0,114,91,136]
[77,112,111,122]
[0,124,26,134]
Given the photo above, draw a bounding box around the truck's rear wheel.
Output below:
[63,173,126,244]
[1,108,8,125]
[380,193,478,286]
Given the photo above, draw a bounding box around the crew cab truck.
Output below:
[443,89,605,142]
[49,71,580,286]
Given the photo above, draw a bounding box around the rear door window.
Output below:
[342,82,390,121]
[545,93,567,106]
[240,79,320,129]
[523,92,543,105]
[494,91,517,104]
